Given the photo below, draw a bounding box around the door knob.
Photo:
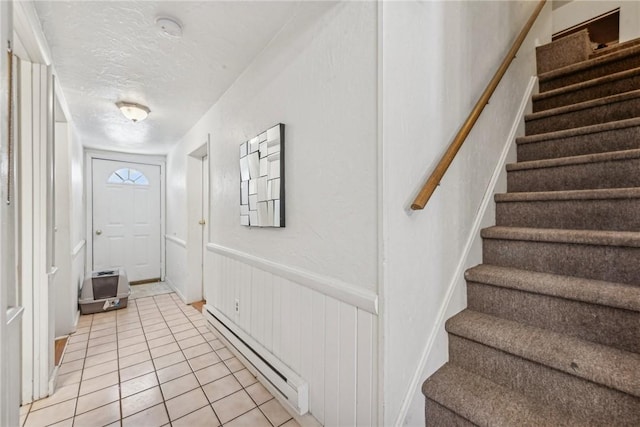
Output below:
[95,230,102,235]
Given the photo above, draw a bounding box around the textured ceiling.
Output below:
[34,1,302,154]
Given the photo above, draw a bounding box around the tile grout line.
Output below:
[114,298,133,427]
[117,298,165,423]
[191,299,280,427]
[70,304,142,425]
[196,296,283,426]
[23,314,93,427]
[151,294,212,425]
[79,310,122,425]
[153,293,257,425]
[70,312,94,427]
[144,294,176,426]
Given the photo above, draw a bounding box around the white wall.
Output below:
[169,1,378,291]
[379,2,551,425]
[54,121,85,337]
[69,123,85,319]
[552,0,640,42]
[166,2,378,424]
[54,122,72,337]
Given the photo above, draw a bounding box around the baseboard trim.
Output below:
[165,276,187,303]
[48,365,59,397]
[165,234,187,248]
[206,243,378,315]
[72,309,80,332]
[393,76,538,426]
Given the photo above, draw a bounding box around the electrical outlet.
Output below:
[234,299,240,313]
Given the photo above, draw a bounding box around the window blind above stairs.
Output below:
[422,31,640,426]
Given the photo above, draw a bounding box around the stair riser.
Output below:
[495,198,640,231]
[517,125,640,162]
[533,73,640,112]
[536,30,591,75]
[425,399,475,427]
[467,282,640,353]
[482,238,640,286]
[540,53,640,92]
[507,157,640,192]
[448,335,640,426]
[525,96,640,135]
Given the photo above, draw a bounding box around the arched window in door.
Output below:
[107,168,150,185]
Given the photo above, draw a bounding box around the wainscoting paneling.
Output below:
[165,235,188,302]
[205,249,377,426]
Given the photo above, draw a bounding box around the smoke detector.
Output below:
[155,17,183,38]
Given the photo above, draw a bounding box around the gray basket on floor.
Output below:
[79,268,130,314]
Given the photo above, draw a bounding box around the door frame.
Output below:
[85,150,166,280]
[186,139,209,302]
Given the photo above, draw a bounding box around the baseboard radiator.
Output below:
[204,305,309,415]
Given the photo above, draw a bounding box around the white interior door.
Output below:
[92,159,161,282]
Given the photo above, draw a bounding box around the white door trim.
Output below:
[186,138,209,302]
[201,153,209,300]
[85,150,166,280]
[18,58,55,404]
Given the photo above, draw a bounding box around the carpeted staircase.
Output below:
[422,33,640,426]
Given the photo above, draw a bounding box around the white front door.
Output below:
[92,159,161,282]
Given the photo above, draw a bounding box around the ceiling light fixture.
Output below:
[116,101,150,123]
[155,16,183,38]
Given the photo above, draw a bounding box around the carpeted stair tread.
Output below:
[467,274,640,353]
[482,229,640,286]
[540,44,640,81]
[590,39,640,59]
[515,117,640,161]
[506,148,640,172]
[495,187,640,202]
[539,43,640,92]
[516,116,640,145]
[524,89,640,134]
[422,363,579,426]
[527,89,640,121]
[506,150,640,193]
[481,226,640,248]
[495,187,640,231]
[424,399,475,426]
[465,264,640,313]
[532,67,640,112]
[446,310,640,397]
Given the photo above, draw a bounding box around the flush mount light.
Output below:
[155,16,183,38]
[116,102,150,123]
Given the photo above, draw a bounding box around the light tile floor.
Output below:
[21,293,300,427]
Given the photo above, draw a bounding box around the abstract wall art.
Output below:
[239,123,285,227]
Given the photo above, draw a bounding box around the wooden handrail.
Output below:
[411,0,547,210]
